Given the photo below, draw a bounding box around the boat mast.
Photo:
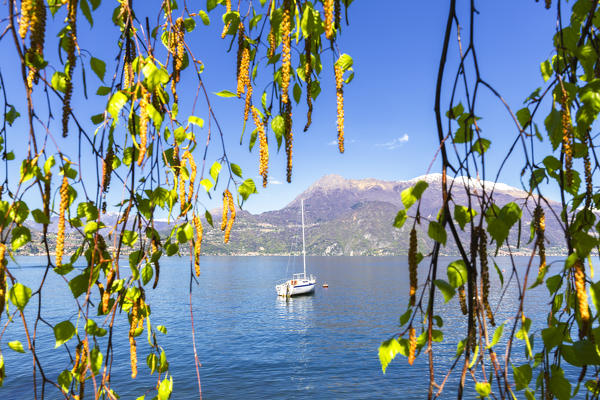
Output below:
[301,199,306,277]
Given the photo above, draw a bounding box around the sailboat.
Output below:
[275,199,316,296]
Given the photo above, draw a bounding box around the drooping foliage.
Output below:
[0,0,352,397]
[380,1,600,399]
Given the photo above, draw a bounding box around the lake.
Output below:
[0,255,558,398]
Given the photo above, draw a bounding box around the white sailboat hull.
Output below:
[276,200,317,297]
[276,275,316,297]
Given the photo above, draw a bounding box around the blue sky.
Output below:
[1,1,561,215]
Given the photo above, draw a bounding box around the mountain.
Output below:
[201,174,567,256]
[15,174,568,257]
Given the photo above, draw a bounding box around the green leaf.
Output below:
[541,59,552,82]
[428,221,447,246]
[58,370,72,393]
[31,209,49,225]
[231,163,242,178]
[207,0,218,11]
[54,320,76,348]
[178,223,194,243]
[107,91,128,122]
[90,57,106,82]
[454,205,477,230]
[199,10,210,25]
[239,179,257,201]
[401,181,428,209]
[200,178,213,192]
[513,363,532,391]
[91,113,104,124]
[541,325,564,350]
[69,273,90,298]
[90,347,103,375]
[475,382,491,398]
[562,340,600,366]
[85,319,107,337]
[293,83,301,104]
[8,341,25,353]
[5,105,20,126]
[472,138,491,155]
[188,116,204,128]
[487,324,503,348]
[205,210,214,227]
[157,376,173,400]
[271,115,284,150]
[9,283,31,310]
[183,17,196,32]
[123,230,139,247]
[209,161,221,182]
[157,325,168,334]
[11,226,31,250]
[77,201,99,221]
[142,263,153,285]
[214,90,237,97]
[335,53,353,71]
[516,317,531,340]
[51,72,68,93]
[447,260,468,288]
[80,0,93,26]
[399,308,412,326]
[590,281,600,313]
[378,338,403,374]
[549,365,572,400]
[516,107,531,129]
[393,210,407,229]
[434,279,456,303]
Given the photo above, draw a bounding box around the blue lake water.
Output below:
[0,255,560,398]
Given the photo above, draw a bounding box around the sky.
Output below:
[1,1,562,215]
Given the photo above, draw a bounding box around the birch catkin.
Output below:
[477,228,494,326]
[26,0,46,88]
[324,0,334,39]
[252,106,269,187]
[102,146,114,193]
[102,267,114,314]
[19,0,34,39]
[137,89,150,166]
[0,244,6,322]
[129,335,137,378]
[225,191,236,243]
[334,64,345,153]
[152,238,160,289]
[408,327,416,366]
[458,286,468,315]
[284,101,293,182]
[304,34,313,132]
[280,0,292,104]
[534,205,546,274]
[62,0,78,137]
[237,24,249,98]
[574,259,590,337]
[221,0,231,38]
[193,213,203,277]
[584,144,593,208]
[182,150,196,205]
[267,27,276,59]
[56,175,69,267]
[560,86,573,186]
[221,191,229,231]
[408,228,418,307]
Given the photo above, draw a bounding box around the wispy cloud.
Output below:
[328,138,355,146]
[376,134,409,150]
[269,178,284,185]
